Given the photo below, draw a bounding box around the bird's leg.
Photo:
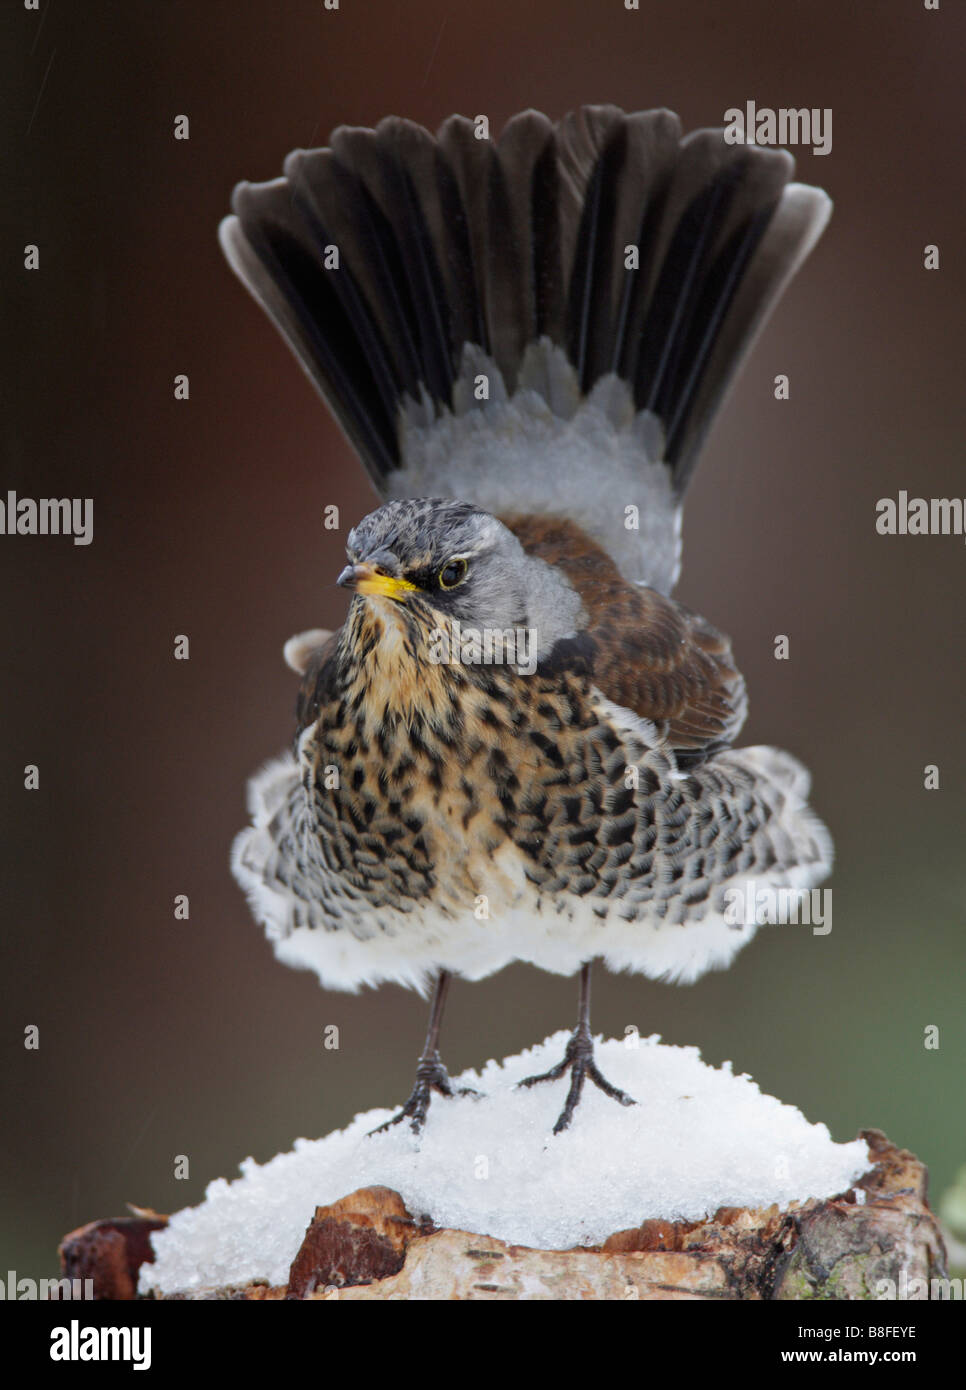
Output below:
[518,961,637,1134]
[368,970,477,1135]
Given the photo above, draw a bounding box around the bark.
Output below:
[60,1130,949,1301]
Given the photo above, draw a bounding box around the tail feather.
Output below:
[670,180,831,486]
[222,175,401,476]
[560,107,681,387]
[641,136,792,482]
[323,126,453,404]
[220,105,831,582]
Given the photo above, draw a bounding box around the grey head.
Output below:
[338,498,584,659]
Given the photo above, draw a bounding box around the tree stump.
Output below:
[60,1130,949,1300]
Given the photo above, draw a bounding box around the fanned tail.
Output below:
[220,106,831,591]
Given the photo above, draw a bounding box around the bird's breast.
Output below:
[299,637,548,917]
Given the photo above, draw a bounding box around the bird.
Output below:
[220,104,834,1135]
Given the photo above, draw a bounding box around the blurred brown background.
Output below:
[3,0,965,1279]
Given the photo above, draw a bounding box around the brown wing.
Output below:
[503,514,747,758]
[295,629,343,737]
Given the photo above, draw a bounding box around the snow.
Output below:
[141,1033,871,1295]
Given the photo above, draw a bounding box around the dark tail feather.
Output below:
[223,176,401,477]
[220,105,830,497]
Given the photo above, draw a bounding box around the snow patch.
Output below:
[142,1033,870,1295]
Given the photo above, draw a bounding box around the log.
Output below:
[59,1130,950,1300]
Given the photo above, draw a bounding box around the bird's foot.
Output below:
[368,1050,478,1136]
[518,1028,637,1134]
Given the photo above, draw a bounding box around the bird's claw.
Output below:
[518,1029,637,1134]
[368,1051,478,1135]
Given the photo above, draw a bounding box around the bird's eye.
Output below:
[438,558,468,590]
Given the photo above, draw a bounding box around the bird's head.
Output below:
[339,498,532,638]
[334,498,585,699]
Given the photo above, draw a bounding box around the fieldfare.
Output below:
[221,106,833,1134]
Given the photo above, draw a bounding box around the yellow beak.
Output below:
[337,563,417,600]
